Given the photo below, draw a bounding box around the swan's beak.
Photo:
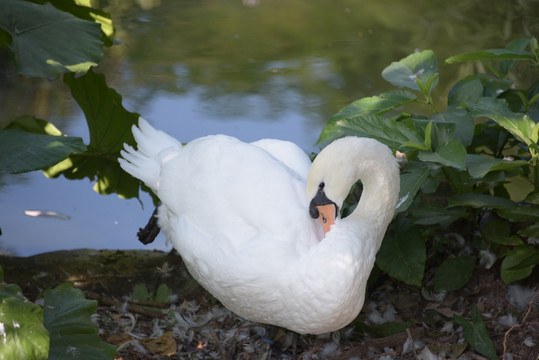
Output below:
[316,204,336,236]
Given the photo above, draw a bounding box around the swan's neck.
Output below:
[349,158,398,234]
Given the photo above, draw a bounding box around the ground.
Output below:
[1,249,537,360]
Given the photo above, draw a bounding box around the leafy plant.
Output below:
[0,0,138,198]
[320,38,539,288]
[0,267,116,360]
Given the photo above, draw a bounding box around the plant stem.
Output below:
[424,94,438,113]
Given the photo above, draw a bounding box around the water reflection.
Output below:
[0,0,538,255]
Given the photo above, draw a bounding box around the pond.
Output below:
[0,0,538,256]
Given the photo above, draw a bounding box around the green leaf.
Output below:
[43,283,116,360]
[500,38,533,75]
[43,70,140,197]
[0,129,87,174]
[0,297,50,360]
[465,154,528,179]
[155,284,171,303]
[518,222,539,238]
[448,76,483,106]
[454,305,497,359]
[448,193,518,209]
[445,46,534,65]
[434,256,475,292]
[483,220,523,246]
[0,283,25,302]
[0,0,103,78]
[475,74,514,98]
[501,246,538,283]
[396,163,433,213]
[418,139,467,170]
[429,106,475,147]
[132,283,151,302]
[46,0,115,46]
[376,217,426,286]
[382,50,439,95]
[412,206,466,226]
[467,97,536,147]
[317,113,423,149]
[332,90,417,118]
[497,206,539,222]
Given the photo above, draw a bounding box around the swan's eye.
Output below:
[319,182,325,189]
[321,213,327,223]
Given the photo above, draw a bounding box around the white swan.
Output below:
[119,118,400,335]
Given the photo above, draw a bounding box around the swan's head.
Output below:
[306,137,363,234]
[306,136,398,236]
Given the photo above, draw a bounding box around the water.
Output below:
[1,0,538,256]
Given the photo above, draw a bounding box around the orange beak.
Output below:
[317,204,336,236]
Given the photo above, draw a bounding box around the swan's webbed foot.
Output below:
[137,206,160,244]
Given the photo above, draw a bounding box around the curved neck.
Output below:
[348,157,399,234]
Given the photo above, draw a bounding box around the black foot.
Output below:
[137,206,160,244]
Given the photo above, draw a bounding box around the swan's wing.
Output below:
[250,139,312,180]
[156,135,319,251]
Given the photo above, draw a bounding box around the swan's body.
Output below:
[119,118,399,335]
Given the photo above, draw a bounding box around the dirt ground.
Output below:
[1,249,537,360]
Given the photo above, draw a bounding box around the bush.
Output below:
[320,38,539,289]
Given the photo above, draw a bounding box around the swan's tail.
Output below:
[118,117,182,191]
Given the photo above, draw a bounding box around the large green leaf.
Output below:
[497,206,539,221]
[44,0,115,46]
[445,39,534,64]
[465,154,528,179]
[382,50,439,95]
[448,76,484,106]
[448,193,518,209]
[434,256,475,291]
[0,0,103,78]
[0,297,49,360]
[331,90,417,118]
[43,70,140,197]
[412,206,466,226]
[0,128,87,174]
[467,97,536,148]
[43,283,116,360]
[483,220,522,246]
[454,305,497,360]
[418,139,467,170]
[317,113,422,149]
[376,217,425,286]
[500,245,538,283]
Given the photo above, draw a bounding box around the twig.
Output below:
[127,299,171,308]
[210,328,229,360]
[503,292,539,360]
[87,291,166,318]
[406,327,419,359]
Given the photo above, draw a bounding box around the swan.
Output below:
[119,118,400,335]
